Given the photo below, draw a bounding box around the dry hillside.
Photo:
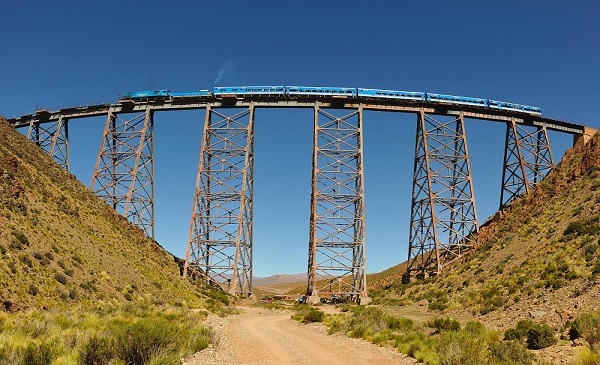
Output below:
[372,130,600,335]
[0,116,207,310]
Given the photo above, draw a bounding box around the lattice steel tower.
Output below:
[405,110,478,281]
[90,107,155,238]
[307,105,368,303]
[27,116,69,170]
[184,106,254,296]
[500,119,554,208]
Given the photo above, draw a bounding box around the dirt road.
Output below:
[186,306,416,365]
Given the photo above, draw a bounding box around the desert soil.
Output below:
[186,306,417,365]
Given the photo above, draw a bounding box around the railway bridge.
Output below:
[7,88,592,304]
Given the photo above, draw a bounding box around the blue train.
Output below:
[119,86,541,115]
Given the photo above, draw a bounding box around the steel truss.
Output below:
[500,119,554,208]
[307,105,368,301]
[90,107,155,238]
[184,106,254,296]
[405,110,478,281]
[26,116,69,170]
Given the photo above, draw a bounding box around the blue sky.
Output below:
[1,1,599,277]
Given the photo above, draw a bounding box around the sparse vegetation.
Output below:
[324,307,538,364]
[292,305,325,323]
[0,305,212,365]
[569,311,600,350]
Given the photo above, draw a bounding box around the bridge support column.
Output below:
[184,106,254,297]
[500,119,554,209]
[26,116,69,170]
[404,110,478,283]
[307,104,368,303]
[90,107,155,238]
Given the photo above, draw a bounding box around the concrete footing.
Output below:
[307,295,321,305]
[358,296,372,305]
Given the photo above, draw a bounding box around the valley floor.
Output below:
[186,306,416,365]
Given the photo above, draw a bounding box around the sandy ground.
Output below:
[186,306,417,365]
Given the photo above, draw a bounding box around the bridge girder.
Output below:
[10,94,581,290]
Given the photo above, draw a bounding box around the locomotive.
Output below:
[120,86,541,116]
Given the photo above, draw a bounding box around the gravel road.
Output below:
[186,306,417,365]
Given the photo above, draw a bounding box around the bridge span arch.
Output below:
[8,89,589,300]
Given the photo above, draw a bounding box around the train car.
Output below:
[120,90,172,100]
[426,93,488,107]
[357,88,425,101]
[287,86,356,97]
[243,86,286,96]
[213,86,247,96]
[489,100,541,115]
[171,90,211,98]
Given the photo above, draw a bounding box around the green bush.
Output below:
[118,318,180,364]
[303,308,325,323]
[55,273,68,285]
[526,323,556,349]
[564,217,600,238]
[489,340,533,364]
[573,347,600,365]
[504,320,556,349]
[426,317,460,332]
[80,336,117,365]
[436,330,487,365]
[24,340,59,365]
[570,311,600,350]
[291,305,325,324]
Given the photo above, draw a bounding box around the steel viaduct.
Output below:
[7,91,593,304]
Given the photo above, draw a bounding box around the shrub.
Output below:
[55,273,68,285]
[303,308,325,323]
[489,340,533,364]
[292,305,325,324]
[28,285,39,296]
[426,317,460,332]
[569,311,600,350]
[12,231,29,246]
[564,217,600,238]
[504,320,556,349]
[117,317,180,364]
[436,330,487,365]
[573,347,600,365]
[24,340,58,365]
[80,336,117,365]
[526,323,556,349]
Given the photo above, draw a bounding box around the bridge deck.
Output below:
[7,95,585,134]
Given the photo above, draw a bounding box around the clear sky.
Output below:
[1,1,599,277]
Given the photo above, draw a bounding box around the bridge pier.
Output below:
[306,104,369,302]
[184,105,254,296]
[405,110,478,281]
[90,107,155,238]
[26,116,69,170]
[500,119,554,209]
[573,126,597,149]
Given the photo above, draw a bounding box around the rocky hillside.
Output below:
[0,116,206,310]
[373,130,600,330]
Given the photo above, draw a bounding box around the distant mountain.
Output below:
[253,273,307,286]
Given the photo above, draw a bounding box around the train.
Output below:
[119,86,541,115]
